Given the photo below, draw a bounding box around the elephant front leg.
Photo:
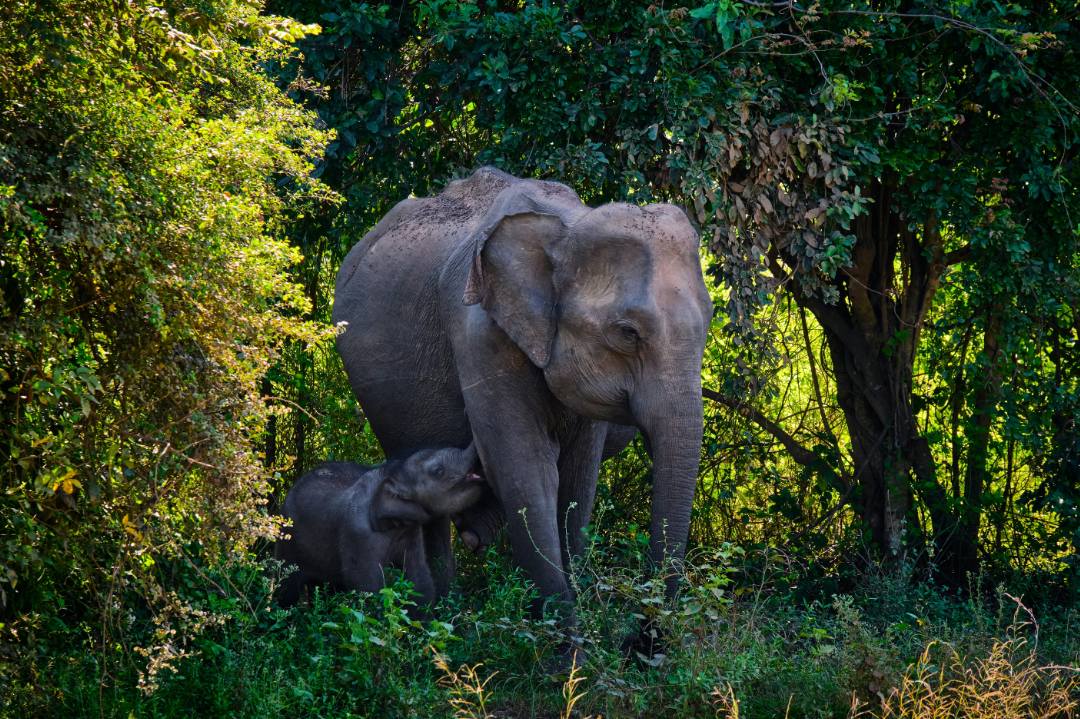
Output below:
[557,418,606,571]
[402,535,437,615]
[499,462,574,618]
[422,517,454,599]
[457,315,574,621]
[466,400,571,614]
[340,539,388,595]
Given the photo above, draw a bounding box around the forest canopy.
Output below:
[1,1,1078,717]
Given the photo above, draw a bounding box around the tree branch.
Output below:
[703,387,818,467]
[945,244,971,266]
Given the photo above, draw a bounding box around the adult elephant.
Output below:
[333,167,711,619]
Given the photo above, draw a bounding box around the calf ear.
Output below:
[373,493,431,529]
[373,476,431,528]
[378,498,430,526]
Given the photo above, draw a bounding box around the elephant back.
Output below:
[441,167,583,236]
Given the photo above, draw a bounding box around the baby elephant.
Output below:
[276,443,484,607]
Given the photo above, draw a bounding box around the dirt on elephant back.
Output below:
[441,166,514,205]
[438,166,583,221]
[390,167,508,241]
[398,167,588,245]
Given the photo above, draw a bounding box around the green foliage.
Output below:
[0,0,331,671]
[5,539,1077,718]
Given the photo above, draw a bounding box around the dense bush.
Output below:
[0,0,331,686]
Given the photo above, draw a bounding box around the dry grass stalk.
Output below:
[850,617,1079,719]
[433,651,497,719]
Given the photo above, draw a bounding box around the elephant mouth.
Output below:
[461,454,487,484]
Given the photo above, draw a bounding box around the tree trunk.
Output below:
[952,310,1002,580]
[772,177,966,574]
[822,322,914,557]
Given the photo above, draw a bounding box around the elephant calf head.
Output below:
[276,443,486,607]
[376,443,486,526]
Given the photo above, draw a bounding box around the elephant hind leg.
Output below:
[277,566,308,607]
[601,422,640,461]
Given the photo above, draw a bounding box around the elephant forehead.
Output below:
[561,266,622,307]
[572,203,697,251]
[555,238,650,303]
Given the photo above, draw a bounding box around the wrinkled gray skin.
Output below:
[333,167,711,619]
[275,444,483,607]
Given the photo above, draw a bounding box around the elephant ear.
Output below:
[372,478,431,530]
[463,185,575,368]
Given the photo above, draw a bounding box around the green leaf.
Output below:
[689,3,718,20]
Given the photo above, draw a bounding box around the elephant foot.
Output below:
[459,529,482,552]
[541,634,589,678]
[457,526,505,553]
[406,602,435,623]
[620,617,667,664]
[452,487,505,554]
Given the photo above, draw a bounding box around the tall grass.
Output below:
[850,600,1079,719]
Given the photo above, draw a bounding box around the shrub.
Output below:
[0,0,331,695]
[4,534,1079,718]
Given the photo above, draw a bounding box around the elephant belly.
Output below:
[358,373,471,457]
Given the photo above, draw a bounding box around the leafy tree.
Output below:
[394,0,1080,584]
[0,0,329,675]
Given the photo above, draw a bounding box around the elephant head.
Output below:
[379,443,485,523]
[462,183,712,578]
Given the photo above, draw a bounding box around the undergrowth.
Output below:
[3,538,1077,718]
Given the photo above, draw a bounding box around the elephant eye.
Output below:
[609,320,643,351]
[430,463,445,478]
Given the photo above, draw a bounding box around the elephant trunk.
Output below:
[460,440,478,469]
[637,379,704,597]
